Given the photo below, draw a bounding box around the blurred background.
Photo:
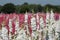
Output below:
[0,0,60,14]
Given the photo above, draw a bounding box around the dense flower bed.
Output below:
[0,12,60,40]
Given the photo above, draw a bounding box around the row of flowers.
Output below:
[0,11,60,40]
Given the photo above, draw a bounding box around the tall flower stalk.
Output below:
[46,10,50,40]
[40,17,45,40]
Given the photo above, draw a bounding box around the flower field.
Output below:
[0,11,60,40]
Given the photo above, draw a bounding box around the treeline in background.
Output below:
[0,2,60,14]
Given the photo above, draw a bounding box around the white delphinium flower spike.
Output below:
[40,17,45,40]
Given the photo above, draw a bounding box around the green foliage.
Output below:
[1,3,16,14]
[22,2,28,5]
[0,3,60,14]
[29,4,42,13]
[43,4,60,13]
[15,3,43,13]
[15,5,21,13]
[19,5,30,13]
[43,4,54,13]
[54,6,60,13]
[0,5,2,13]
